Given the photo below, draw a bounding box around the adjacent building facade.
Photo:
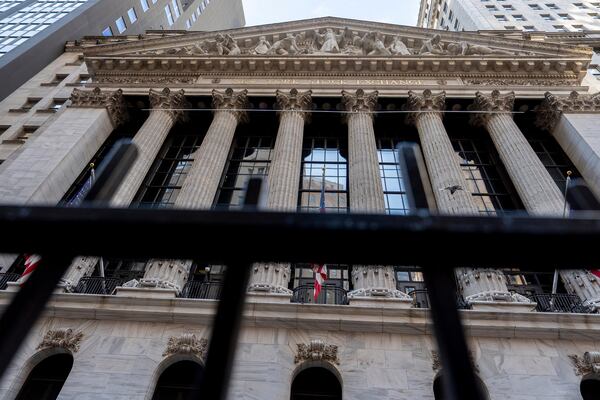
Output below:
[1,16,600,399]
[0,0,245,101]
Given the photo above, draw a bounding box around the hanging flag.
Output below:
[591,270,600,279]
[18,164,95,286]
[311,167,328,301]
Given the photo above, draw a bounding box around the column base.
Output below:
[115,286,178,299]
[348,287,411,300]
[246,292,293,304]
[248,283,292,295]
[5,281,20,292]
[469,300,538,312]
[349,296,413,309]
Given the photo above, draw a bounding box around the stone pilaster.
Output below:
[560,270,600,309]
[407,90,532,309]
[342,89,409,301]
[57,256,98,292]
[111,88,188,206]
[175,88,248,209]
[69,87,128,128]
[248,89,312,296]
[406,90,479,215]
[138,88,247,294]
[470,90,564,216]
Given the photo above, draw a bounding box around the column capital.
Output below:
[69,87,128,127]
[405,89,445,125]
[341,89,378,115]
[212,88,249,123]
[469,90,515,127]
[535,91,600,131]
[149,88,189,123]
[276,88,312,121]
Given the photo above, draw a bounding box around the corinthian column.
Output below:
[470,90,564,216]
[536,91,600,309]
[248,89,312,296]
[406,90,532,309]
[111,88,188,206]
[176,88,248,209]
[342,89,409,302]
[137,88,248,295]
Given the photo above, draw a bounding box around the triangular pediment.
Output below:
[78,17,591,59]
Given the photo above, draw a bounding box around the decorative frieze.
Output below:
[69,87,128,127]
[569,352,600,376]
[536,91,600,132]
[294,340,340,365]
[163,334,208,359]
[37,328,84,353]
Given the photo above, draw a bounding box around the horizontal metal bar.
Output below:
[1,206,599,268]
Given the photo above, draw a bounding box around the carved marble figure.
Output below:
[268,33,302,55]
[447,41,514,56]
[252,35,272,55]
[389,35,411,55]
[314,27,349,53]
[418,34,446,55]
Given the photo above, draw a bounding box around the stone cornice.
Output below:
[535,91,600,131]
[149,88,189,122]
[69,87,128,127]
[405,89,446,125]
[212,88,249,123]
[3,292,600,340]
[276,88,312,121]
[469,90,515,127]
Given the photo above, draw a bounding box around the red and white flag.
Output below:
[311,167,328,301]
[17,254,42,286]
[591,270,600,279]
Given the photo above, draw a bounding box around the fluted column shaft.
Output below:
[343,89,408,299]
[560,271,600,308]
[249,89,312,295]
[176,110,240,209]
[415,112,479,214]
[408,90,524,304]
[486,113,564,215]
[111,88,187,206]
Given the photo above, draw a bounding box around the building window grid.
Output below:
[214,135,274,210]
[452,137,520,215]
[527,136,579,191]
[299,137,348,213]
[377,137,410,215]
[134,134,203,208]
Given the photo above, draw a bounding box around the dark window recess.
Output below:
[581,375,600,400]
[291,264,350,305]
[433,373,490,400]
[15,354,73,400]
[377,137,411,215]
[291,367,342,400]
[134,133,204,208]
[214,134,274,210]
[151,360,203,400]
[503,268,567,296]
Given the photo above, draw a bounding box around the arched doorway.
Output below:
[433,373,490,400]
[15,353,73,400]
[151,360,203,400]
[291,367,342,400]
[581,374,600,400]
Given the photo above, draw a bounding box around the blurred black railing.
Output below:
[179,281,223,300]
[291,284,349,305]
[74,277,123,295]
[407,289,471,310]
[529,293,596,314]
[0,273,19,290]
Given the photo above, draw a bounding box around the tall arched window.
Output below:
[581,375,600,400]
[291,367,342,400]
[152,360,203,400]
[433,373,490,400]
[15,353,73,400]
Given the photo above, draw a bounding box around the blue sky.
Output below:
[242,0,421,27]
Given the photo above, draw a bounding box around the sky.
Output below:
[241,0,421,28]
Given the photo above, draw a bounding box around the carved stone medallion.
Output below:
[569,352,600,376]
[37,328,84,353]
[163,334,208,359]
[295,339,340,365]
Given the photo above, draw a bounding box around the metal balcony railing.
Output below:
[179,281,223,300]
[291,284,349,305]
[0,273,19,290]
[74,277,124,295]
[406,289,471,310]
[529,293,596,314]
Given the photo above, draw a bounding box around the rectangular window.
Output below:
[513,14,526,21]
[185,19,191,29]
[127,8,137,23]
[558,13,573,19]
[574,3,587,9]
[495,14,508,21]
[115,16,126,33]
[101,26,112,36]
[572,24,585,31]
[165,4,174,26]
[502,4,515,10]
[377,137,410,215]
[523,25,536,31]
[553,24,568,31]
[140,0,149,12]
[529,4,542,10]
[171,0,180,19]
[540,14,554,20]
[545,3,559,10]
[486,5,498,11]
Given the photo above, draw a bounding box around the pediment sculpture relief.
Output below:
[134,28,520,57]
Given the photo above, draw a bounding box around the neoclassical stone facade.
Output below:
[1,17,600,400]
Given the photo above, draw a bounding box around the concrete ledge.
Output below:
[469,300,538,313]
[246,292,292,304]
[349,296,413,309]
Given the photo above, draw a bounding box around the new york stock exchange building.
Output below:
[2,16,600,400]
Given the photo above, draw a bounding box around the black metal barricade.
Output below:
[1,140,599,400]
